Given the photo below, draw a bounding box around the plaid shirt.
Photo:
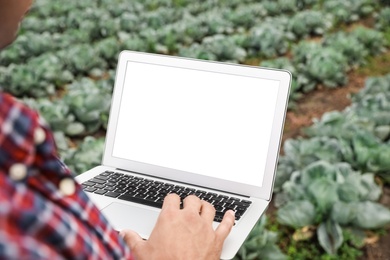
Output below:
[0,92,134,259]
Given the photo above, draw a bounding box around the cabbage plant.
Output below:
[275,136,345,192]
[287,10,333,40]
[276,161,390,255]
[323,0,376,24]
[64,136,105,175]
[323,32,369,68]
[95,37,121,66]
[0,32,55,66]
[201,34,247,62]
[350,27,387,55]
[1,53,74,97]
[224,3,266,29]
[59,44,108,75]
[244,20,290,58]
[22,97,84,136]
[233,216,287,260]
[261,0,316,16]
[375,7,390,31]
[63,78,112,135]
[179,34,247,62]
[292,42,348,89]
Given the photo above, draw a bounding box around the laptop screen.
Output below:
[111,60,280,188]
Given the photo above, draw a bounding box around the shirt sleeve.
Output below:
[0,92,134,260]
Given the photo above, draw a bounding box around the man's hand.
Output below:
[120,194,235,260]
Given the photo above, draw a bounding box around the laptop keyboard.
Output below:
[81,171,251,222]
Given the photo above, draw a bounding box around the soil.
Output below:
[275,51,390,259]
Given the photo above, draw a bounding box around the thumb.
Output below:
[120,229,144,251]
[215,210,235,243]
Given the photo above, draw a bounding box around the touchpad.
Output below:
[101,202,160,239]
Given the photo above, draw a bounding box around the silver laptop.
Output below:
[76,50,291,259]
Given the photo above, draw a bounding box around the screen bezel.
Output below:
[103,51,291,200]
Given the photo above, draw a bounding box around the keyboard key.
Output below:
[114,189,125,194]
[214,205,224,212]
[214,217,223,222]
[95,184,105,189]
[105,191,121,198]
[90,178,106,184]
[101,171,113,176]
[225,205,236,211]
[133,193,147,199]
[118,194,163,208]
[95,175,109,181]
[84,187,97,193]
[215,211,225,219]
[95,189,107,195]
[82,181,96,187]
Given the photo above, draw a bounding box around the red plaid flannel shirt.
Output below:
[0,92,134,259]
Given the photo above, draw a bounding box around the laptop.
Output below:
[75,50,291,259]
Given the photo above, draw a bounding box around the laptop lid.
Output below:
[102,51,291,200]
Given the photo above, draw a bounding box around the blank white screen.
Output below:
[112,61,280,187]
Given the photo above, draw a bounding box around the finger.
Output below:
[119,229,144,250]
[162,193,181,210]
[215,210,235,242]
[199,200,216,223]
[183,195,202,213]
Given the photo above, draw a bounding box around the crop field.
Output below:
[1,0,390,259]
